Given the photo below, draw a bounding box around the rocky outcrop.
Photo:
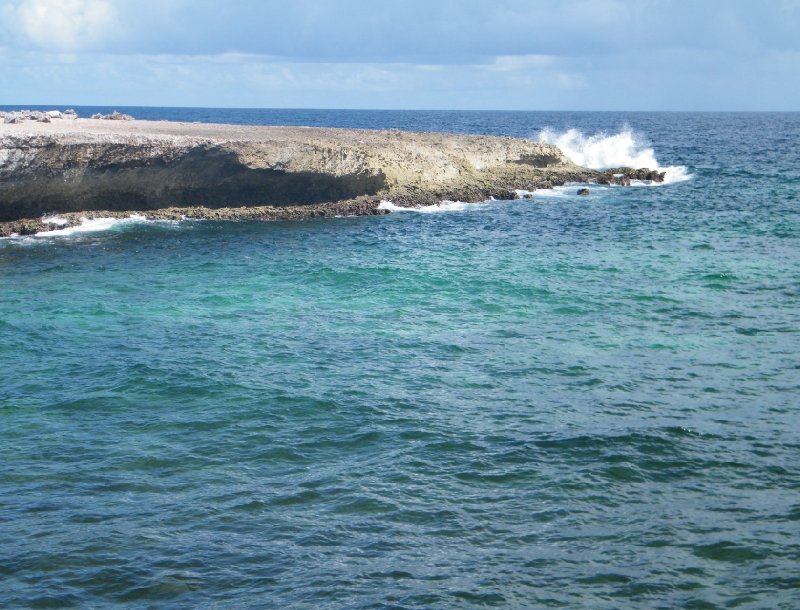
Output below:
[593,167,666,185]
[90,111,134,121]
[0,118,585,221]
[1,109,79,124]
[0,116,664,235]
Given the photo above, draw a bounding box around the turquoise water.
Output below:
[1,111,799,608]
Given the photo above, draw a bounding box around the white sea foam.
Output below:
[378,200,487,214]
[537,127,691,184]
[654,165,691,184]
[35,215,148,236]
[41,215,70,226]
[531,185,580,198]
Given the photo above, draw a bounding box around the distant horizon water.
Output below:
[3,104,799,112]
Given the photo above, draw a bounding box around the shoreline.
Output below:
[0,113,664,236]
[0,197,389,237]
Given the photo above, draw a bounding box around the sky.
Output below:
[1,0,799,110]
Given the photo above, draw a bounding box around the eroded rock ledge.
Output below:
[0,116,664,236]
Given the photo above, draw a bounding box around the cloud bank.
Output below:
[1,0,798,109]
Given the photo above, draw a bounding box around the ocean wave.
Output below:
[35,215,150,236]
[378,200,491,214]
[537,127,691,184]
[0,215,154,241]
[515,185,584,199]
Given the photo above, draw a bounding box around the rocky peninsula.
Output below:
[0,111,664,236]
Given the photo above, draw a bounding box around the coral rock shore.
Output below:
[0,113,664,236]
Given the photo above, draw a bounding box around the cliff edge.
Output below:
[0,116,659,235]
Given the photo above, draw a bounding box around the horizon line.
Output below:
[2,104,799,113]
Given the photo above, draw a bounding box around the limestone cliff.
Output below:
[0,118,596,222]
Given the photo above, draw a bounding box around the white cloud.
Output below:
[6,0,118,52]
[489,54,557,72]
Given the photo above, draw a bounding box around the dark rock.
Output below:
[602,167,665,183]
[577,188,590,196]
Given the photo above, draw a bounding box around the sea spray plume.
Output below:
[537,126,691,184]
[537,126,656,169]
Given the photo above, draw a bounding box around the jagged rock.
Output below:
[90,111,135,121]
[577,188,591,195]
[634,168,665,182]
[1,109,82,124]
[602,167,665,183]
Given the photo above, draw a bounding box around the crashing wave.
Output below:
[537,127,691,184]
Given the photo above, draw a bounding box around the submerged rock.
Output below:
[577,188,591,196]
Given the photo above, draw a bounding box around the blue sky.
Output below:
[1,0,798,110]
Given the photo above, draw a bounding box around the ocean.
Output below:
[1,109,799,609]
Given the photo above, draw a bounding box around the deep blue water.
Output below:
[1,109,799,609]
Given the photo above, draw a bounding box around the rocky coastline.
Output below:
[0,110,664,237]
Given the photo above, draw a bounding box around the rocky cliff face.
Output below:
[0,118,591,225]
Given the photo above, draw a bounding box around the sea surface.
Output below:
[1,108,799,609]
